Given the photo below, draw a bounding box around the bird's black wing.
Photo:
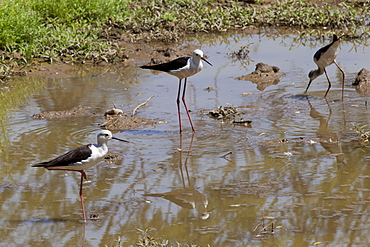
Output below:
[32,144,92,168]
[140,57,190,72]
[314,34,339,61]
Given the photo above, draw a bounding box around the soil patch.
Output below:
[100,114,155,131]
[236,62,285,91]
[32,105,155,130]
[32,106,99,119]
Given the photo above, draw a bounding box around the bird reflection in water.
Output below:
[144,134,209,220]
[307,97,345,164]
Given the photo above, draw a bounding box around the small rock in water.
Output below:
[352,68,370,86]
[236,62,285,91]
[352,68,370,95]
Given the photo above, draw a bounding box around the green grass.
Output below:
[0,0,128,61]
[0,0,369,67]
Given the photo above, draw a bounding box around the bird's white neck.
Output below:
[95,141,108,149]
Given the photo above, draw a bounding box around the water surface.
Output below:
[1,32,370,246]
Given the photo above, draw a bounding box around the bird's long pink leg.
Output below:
[176,79,183,133]
[78,170,87,223]
[323,68,332,98]
[181,78,195,132]
[47,168,87,223]
[334,60,346,101]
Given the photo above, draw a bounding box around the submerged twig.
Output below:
[256,222,274,235]
[132,94,155,117]
[220,151,232,159]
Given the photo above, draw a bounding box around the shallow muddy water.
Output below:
[2,31,370,246]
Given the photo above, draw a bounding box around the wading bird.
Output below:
[141,49,212,133]
[32,129,128,223]
[305,34,346,100]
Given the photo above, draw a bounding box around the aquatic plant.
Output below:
[351,123,370,144]
[107,229,207,247]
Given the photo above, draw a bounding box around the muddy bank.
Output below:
[32,103,155,130]
[23,43,205,79]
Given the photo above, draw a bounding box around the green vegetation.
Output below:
[0,0,126,63]
[0,0,369,71]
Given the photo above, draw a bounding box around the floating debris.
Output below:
[208,104,239,120]
[227,44,252,68]
[227,45,251,60]
[208,104,252,127]
[351,123,370,144]
[232,120,252,126]
[104,153,123,163]
[89,213,100,220]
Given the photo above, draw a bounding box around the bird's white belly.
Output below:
[48,157,104,170]
[169,67,200,79]
[168,60,203,79]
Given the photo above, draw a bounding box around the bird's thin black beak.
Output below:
[201,57,212,66]
[112,136,129,143]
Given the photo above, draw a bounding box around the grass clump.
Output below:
[0,0,370,74]
[108,229,207,247]
[0,0,128,62]
[255,1,362,28]
[0,1,40,53]
[351,123,370,144]
[208,104,239,120]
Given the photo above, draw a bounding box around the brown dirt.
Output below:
[32,105,154,130]
[236,62,285,91]
[32,106,99,119]
[100,114,155,130]
[32,102,155,131]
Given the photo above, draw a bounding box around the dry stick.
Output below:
[132,94,155,117]
[257,222,274,235]
[112,100,118,109]
[253,223,262,232]
[220,151,232,158]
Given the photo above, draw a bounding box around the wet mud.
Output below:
[100,114,155,130]
[32,106,99,119]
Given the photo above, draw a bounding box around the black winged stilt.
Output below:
[32,129,128,223]
[305,34,346,100]
[141,49,212,133]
